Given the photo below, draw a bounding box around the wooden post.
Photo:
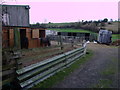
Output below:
[14,28,21,49]
[0,5,2,89]
[71,36,74,47]
[60,35,63,50]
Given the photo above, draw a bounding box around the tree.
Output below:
[36,22,40,26]
[102,18,108,22]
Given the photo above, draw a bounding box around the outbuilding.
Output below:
[2,5,46,49]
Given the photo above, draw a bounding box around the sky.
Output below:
[1,0,119,24]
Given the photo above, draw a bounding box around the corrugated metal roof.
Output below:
[2,4,29,7]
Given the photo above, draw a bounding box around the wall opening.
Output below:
[85,33,90,41]
[39,30,45,38]
[20,29,28,49]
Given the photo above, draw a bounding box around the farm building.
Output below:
[2,5,46,49]
[57,32,90,41]
[46,29,98,41]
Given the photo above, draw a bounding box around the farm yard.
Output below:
[1,3,119,90]
[2,36,84,89]
[2,27,120,89]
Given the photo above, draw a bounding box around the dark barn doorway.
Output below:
[20,29,28,49]
[39,30,45,38]
[85,33,90,41]
[73,33,77,36]
[58,32,61,35]
[68,32,72,36]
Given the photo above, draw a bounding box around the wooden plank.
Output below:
[2,69,14,76]
[32,29,39,38]
[14,28,21,49]
[9,29,14,48]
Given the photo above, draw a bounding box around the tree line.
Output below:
[30,18,118,33]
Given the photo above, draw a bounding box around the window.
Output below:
[32,29,39,38]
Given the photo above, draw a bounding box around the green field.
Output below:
[47,22,74,26]
[112,34,120,41]
[48,28,95,34]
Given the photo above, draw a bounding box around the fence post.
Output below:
[59,35,63,50]
[83,42,87,54]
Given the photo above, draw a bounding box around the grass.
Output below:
[93,79,112,88]
[93,58,118,88]
[101,58,118,76]
[48,28,96,34]
[101,67,116,75]
[112,34,120,41]
[32,49,93,89]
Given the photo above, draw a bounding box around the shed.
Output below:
[2,26,45,49]
[2,5,46,49]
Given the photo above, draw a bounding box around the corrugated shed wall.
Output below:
[2,5,29,27]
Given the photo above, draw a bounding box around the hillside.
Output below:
[46,21,119,34]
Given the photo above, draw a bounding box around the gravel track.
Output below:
[53,43,118,88]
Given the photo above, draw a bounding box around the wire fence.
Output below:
[47,35,89,48]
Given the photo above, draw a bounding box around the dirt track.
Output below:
[53,43,118,88]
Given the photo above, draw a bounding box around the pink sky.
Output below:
[6,2,118,24]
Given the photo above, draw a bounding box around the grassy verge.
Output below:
[93,58,118,88]
[32,49,93,88]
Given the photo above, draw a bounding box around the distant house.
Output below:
[46,30,57,36]
[2,5,45,49]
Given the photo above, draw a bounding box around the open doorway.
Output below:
[85,33,90,41]
[20,29,28,49]
[39,30,45,38]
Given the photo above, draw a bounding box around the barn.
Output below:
[57,32,90,41]
[2,5,46,49]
